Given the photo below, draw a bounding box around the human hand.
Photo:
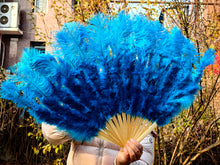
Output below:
[116,139,143,165]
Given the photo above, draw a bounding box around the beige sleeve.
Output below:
[41,123,72,146]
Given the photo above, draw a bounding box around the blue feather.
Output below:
[0,12,215,141]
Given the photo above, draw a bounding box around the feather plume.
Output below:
[0,13,215,145]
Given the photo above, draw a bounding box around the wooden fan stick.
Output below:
[134,119,151,140]
[136,122,157,142]
[98,113,158,147]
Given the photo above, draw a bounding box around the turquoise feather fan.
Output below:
[0,13,215,147]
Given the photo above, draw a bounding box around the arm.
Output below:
[41,123,72,146]
[116,134,154,165]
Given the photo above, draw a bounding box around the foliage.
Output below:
[153,1,220,164]
[161,0,220,52]
[206,51,220,76]
[154,88,220,165]
[27,0,161,44]
[0,67,70,164]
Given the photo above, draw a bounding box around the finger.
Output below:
[128,140,142,155]
[123,145,130,159]
[125,143,137,162]
[130,139,143,153]
[127,140,143,159]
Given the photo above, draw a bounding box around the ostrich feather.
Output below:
[0,13,215,144]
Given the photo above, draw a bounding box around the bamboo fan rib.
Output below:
[98,113,157,147]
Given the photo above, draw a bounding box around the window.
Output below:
[30,41,46,54]
[33,0,48,13]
